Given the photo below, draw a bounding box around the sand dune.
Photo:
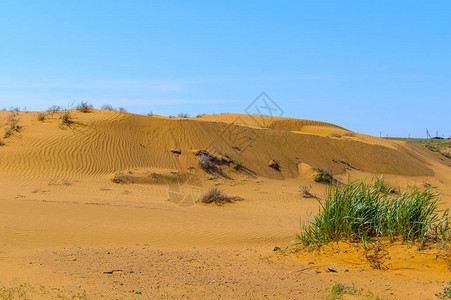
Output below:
[0,109,450,299]
[0,110,442,180]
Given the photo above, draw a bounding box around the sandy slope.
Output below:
[0,109,450,299]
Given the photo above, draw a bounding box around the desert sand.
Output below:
[0,109,450,299]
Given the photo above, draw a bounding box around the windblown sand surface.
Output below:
[0,110,450,299]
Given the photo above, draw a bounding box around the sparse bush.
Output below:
[168,115,175,118]
[314,169,334,184]
[10,107,20,113]
[230,159,243,171]
[198,153,218,173]
[343,132,355,137]
[0,139,5,146]
[37,113,46,121]
[147,111,154,116]
[4,129,13,138]
[47,105,61,113]
[178,113,189,118]
[200,188,242,205]
[60,111,74,126]
[47,105,61,119]
[4,112,22,138]
[119,107,127,113]
[76,102,93,113]
[300,185,314,198]
[196,114,205,118]
[297,177,450,249]
[101,104,114,110]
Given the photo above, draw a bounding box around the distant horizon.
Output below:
[1,101,448,139]
[1,1,450,138]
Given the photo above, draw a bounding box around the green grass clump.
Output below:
[297,177,450,249]
[436,282,451,299]
[314,169,334,184]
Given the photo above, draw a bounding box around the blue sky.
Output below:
[0,1,450,137]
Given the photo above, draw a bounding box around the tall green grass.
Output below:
[297,177,450,249]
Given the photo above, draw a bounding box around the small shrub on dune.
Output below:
[119,107,127,113]
[3,129,13,139]
[4,112,22,138]
[76,101,93,113]
[60,111,74,126]
[101,104,115,110]
[314,169,334,184]
[47,105,61,119]
[198,153,218,173]
[37,113,46,121]
[230,159,243,171]
[300,185,314,198]
[297,177,450,249]
[0,139,5,146]
[178,113,189,118]
[147,111,154,116]
[10,107,20,114]
[200,188,242,205]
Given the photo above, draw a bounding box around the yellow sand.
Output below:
[0,109,450,299]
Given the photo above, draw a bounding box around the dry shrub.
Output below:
[300,185,314,198]
[362,241,388,270]
[37,113,46,121]
[101,104,114,110]
[60,111,74,126]
[76,102,93,113]
[200,188,243,206]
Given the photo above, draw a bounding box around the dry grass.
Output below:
[60,111,74,126]
[300,185,314,198]
[76,102,93,113]
[200,188,243,206]
[101,104,114,110]
[37,113,46,121]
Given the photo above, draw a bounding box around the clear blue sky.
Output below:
[1,1,450,138]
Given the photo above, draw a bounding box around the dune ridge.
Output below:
[0,110,442,181]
